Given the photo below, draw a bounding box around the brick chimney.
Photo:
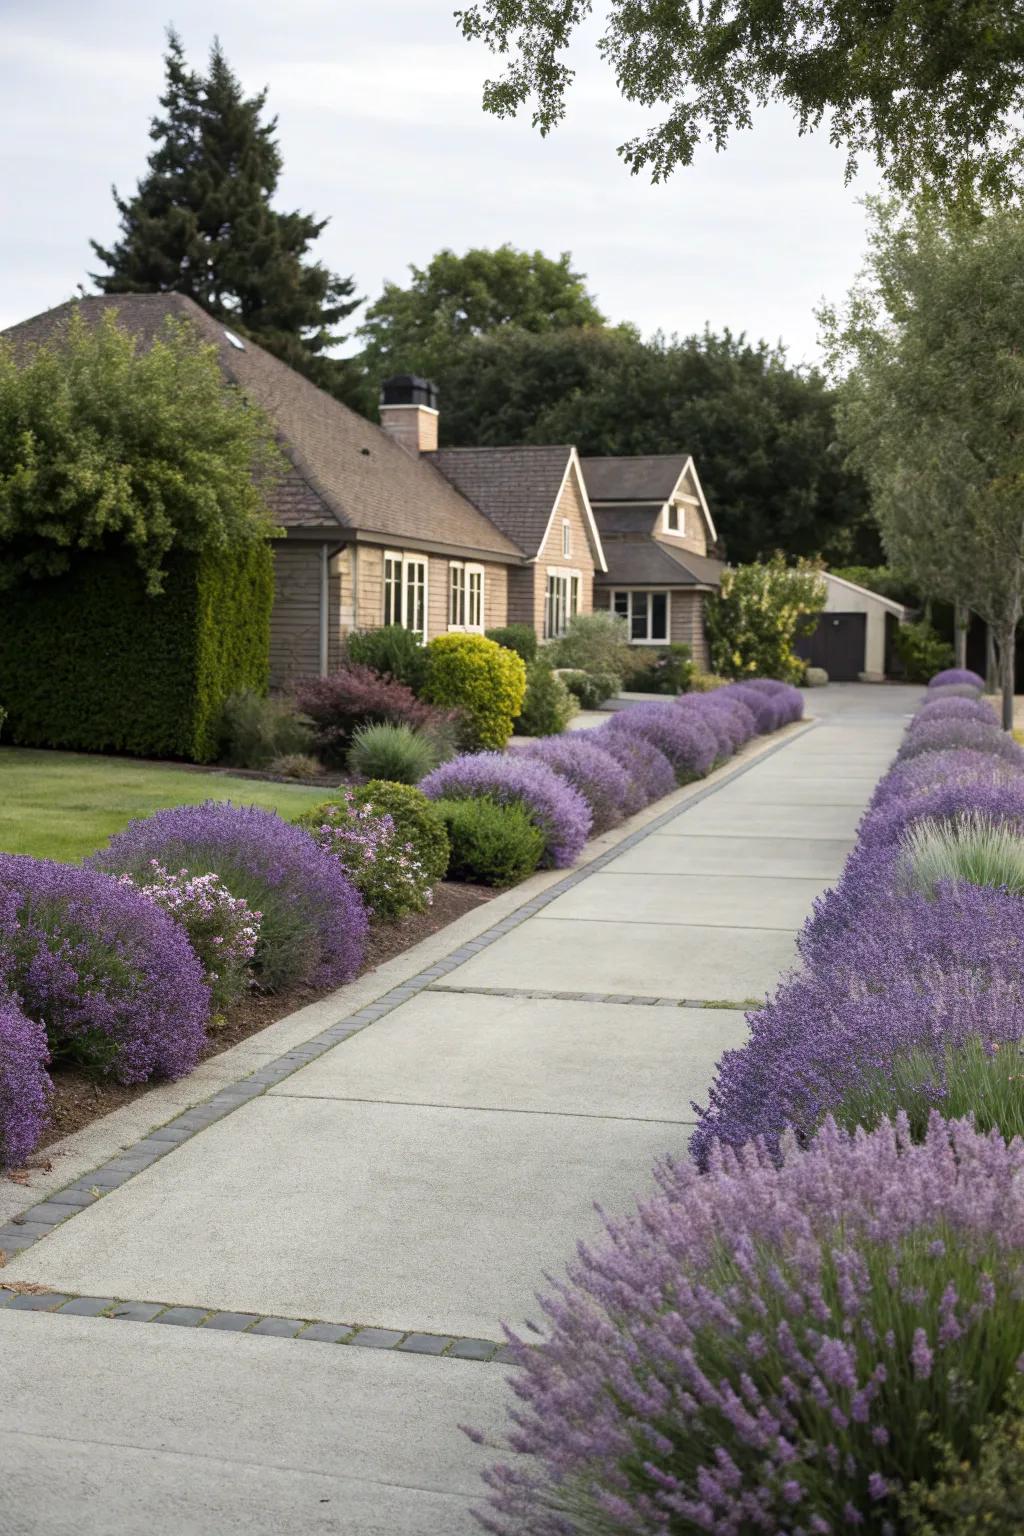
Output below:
[379,374,439,455]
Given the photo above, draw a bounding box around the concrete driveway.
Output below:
[0,684,912,1535]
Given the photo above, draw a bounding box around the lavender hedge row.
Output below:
[475,680,1024,1532]
[424,682,804,866]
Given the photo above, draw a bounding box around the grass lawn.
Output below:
[0,748,328,862]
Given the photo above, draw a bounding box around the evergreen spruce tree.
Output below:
[91,31,361,402]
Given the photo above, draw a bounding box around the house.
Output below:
[580,454,724,668]
[4,293,729,682]
[1,296,525,686]
[795,572,910,682]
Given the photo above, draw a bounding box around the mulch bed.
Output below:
[32,881,496,1156]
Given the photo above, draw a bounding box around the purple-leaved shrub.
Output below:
[92,801,367,992]
[0,856,209,1083]
[476,1115,1024,1536]
[0,988,51,1167]
[421,753,591,867]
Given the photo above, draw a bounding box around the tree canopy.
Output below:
[0,309,282,595]
[456,0,1024,204]
[91,31,361,402]
[822,199,1024,722]
[353,244,604,411]
[434,323,877,566]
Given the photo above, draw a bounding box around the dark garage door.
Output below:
[795,612,867,682]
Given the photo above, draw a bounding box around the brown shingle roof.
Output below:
[2,295,522,561]
[429,444,574,558]
[581,453,691,503]
[597,540,724,589]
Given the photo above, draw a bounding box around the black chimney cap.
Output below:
[380,374,438,410]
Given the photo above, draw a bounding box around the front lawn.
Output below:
[0,748,326,862]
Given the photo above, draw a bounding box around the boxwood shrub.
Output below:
[0,544,272,763]
[422,634,527,749]
[434,798,544,887]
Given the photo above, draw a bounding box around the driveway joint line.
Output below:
[0,1287,518,1363]
[425,983,755,1009]
[0,719,816,1264]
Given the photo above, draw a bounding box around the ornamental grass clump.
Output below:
[346,720,444,784]
[590,726,677,811]
[295,791,433,920]
[478,1115,1024,1536]
[92,801,366,992]
[421,753,591,867]
[606,700,717,782]
[0,989,51,1167]
[901,814,1024,898]
[522,735,634,834]
[0,856,209,1083]
[929,668,986,691]
[835,1034,1024,1146]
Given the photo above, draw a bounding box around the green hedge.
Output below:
[0,544,272,762]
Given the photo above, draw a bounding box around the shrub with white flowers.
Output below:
[296,790,433,920]
[121,860,260,1012]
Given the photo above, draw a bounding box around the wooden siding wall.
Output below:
[652,466,710,557]
[269,542,342,687]
[354,545,509,638]
[531,469,596,636]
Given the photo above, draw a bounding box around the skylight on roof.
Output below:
[223,329,246,351]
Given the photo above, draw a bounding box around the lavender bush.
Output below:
[867,747,1018,813]
[295,790,433,919]
[716,682,783,732]
[0,988,51,1167]
[929,668,986,691]
[478,1115,1024,1536]
[522,736,634,834]
[911,697,996,729]
[896,718,1023,765]
[606,701,717,781]
[589,726,677,811]
[858,776,1024,852]
[120,861,260,1013]
[927,682,986,701]
[0,856,209,1083]
[92,801,366,992]
[674,695,735,761]
[694,692,757,750]
[422,753,591,867]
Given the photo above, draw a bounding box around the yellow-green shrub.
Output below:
[422,634,526,749]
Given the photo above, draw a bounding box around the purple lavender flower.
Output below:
[92,801,367,992]
[929,668,986,691]
[0,855,209,1084]
[421,753,591,867]
[674,695,735,761]
[695,692,758,749]
[897,717,1024,766]
[478,1115,1024,1536]
[521,735,634,834]
[911,697,998,730]
[589,726,677,810]
[0,988,51,1167]
[717,683,784,732]
[859,777,1024,852]
[606,701,718,781]
[868,748,1016,814]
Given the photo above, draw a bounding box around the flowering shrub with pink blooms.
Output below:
[92,801,366,992]
[119,862,261,1012]
[422,752,592,867]
[478,1115,1024,1536]
[0,855,209,1083]
[0,989,51,1167]
[295,790,433,920]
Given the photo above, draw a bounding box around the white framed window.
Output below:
[448,561,485,630]
[612,589,670,644]
[665,503,687,536]
[545,569,581,639]
[562,520,572,558]
[383,550,428,637]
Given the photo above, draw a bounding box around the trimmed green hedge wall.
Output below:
[0,544,273,762]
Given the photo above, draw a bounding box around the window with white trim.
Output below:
[612,589,669,643]
[383,550,428,637]
[665,503,684,534]
[448,561,485,630]
[545,569,581,638]
[562,520,572,557]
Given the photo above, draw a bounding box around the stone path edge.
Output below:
[0,1287,515,1364]
[0,716,819,1271]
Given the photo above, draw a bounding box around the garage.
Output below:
[794,573,909,682]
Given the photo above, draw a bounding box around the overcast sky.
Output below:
[1,0,878,365]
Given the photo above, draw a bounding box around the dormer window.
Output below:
[666,503,684,535]
[562,520,572,558]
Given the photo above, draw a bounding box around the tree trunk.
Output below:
[999,623,1016,731]
[987,626,999,693]
[954,602,969,668]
